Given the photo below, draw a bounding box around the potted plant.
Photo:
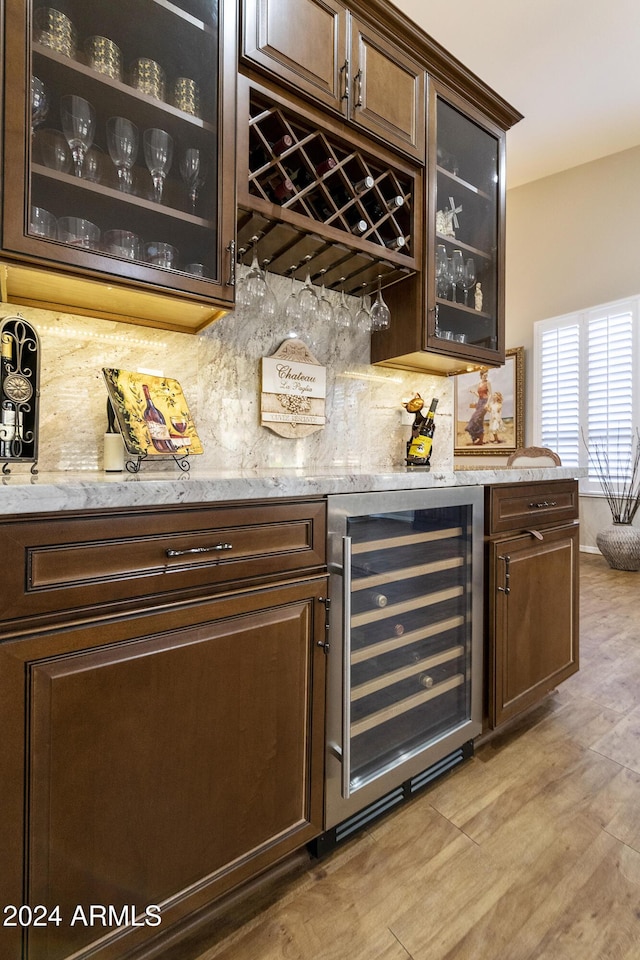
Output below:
[587,430,640,571]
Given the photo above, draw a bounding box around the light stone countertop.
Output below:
[0,465,584,516]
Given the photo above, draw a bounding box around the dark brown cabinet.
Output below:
[242,0,426,161]
[485,481,580,729]
[372,82,508,375]
[1,0,238,331]
[0,499,327,960]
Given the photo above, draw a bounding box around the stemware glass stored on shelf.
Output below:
[370,278,391,331]
[60,95,96,178]
[31,77,49,134]
[435,243,449,299]
[316,271,334,326]
[236,242,277,319]
[143,128,173,204]
[36,128,71,172]
[355,288,372,333]
[296,267,320,319]
[107,117,138,193]
[457,257,476,305]
[449,249,464,302]
[180,147,206,213]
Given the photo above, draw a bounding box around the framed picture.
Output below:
[103,368,203,458]
[454,346,524,455]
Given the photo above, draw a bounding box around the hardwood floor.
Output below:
[193,553,640,960]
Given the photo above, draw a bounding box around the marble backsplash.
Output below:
[3,273,452,474]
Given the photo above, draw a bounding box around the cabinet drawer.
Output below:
[0,499,326,629]
[486,480,579,535]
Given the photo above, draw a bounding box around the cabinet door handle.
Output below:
[353,68,363,107]
[166,543,233,557]
[226,239,236,286]
[340,59,350,102]
[525,528,544,541]
[497,554,510,594]
[528,500,557,509]
[341,535,353,799]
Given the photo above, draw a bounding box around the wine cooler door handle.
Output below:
[341,535,353,799]
[166,543,233,557]
[524,528,544,541]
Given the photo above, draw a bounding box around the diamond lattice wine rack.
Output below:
[237,81,422,296]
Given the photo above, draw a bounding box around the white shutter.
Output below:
[586,307,634,483]
[537,320,581,466]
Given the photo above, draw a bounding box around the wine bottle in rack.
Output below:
[142,384,174,454]
[1,332,13,385]
[406,397,438,466]
[353,175,374,194]
[316,157,337,176]
[367,591,388,608]
[262,172,295,204]
[364,193,404,223]
[384,235,406,251]
[345,208,369,235]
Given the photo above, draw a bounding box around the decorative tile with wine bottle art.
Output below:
[102,368,202,460]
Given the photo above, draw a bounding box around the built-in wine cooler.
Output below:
[315,487,483,853]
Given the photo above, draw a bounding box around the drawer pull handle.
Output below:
[528,500,558,509]
[166,543,233,558]
[525,529,544,541]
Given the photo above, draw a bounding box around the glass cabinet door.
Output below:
[2,0,236,307]
[429,84,505,363]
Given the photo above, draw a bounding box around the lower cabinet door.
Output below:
[489,523,579,728]
[0,578,327,960]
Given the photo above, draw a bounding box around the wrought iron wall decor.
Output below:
[0,314,40,474]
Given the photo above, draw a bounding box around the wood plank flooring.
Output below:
[193,554,640,960]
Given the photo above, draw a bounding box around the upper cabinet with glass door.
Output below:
[371,82,507,375]
[1,0,237,332]
[429,86,505,365]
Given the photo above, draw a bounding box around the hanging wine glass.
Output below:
[283,267,303,326]
[458,257,476,305]
[355,287,372,333]
[316,271,334,326]
[240,237,277,318]
[180,147,207,214]
[31,77,49,134]
[370,277,391,331]
[106,116,138,193]
[296,263,319,320]
[334,287,352,330]
[143,128,173,204]
[60,95,96,178]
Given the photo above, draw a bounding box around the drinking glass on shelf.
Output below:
[57,216,100,249]
[435,243,449,299]
[145,241,179,269]
[179,147,206,213]
[104,229,141,260]
[30,206,57,239]
[31,77,49,134]
[370,277,391,331]
[107,117,139,194]
[35,128,71,172]
[143,128,173,204]
[83,144,104,183]
[60,95,96,178]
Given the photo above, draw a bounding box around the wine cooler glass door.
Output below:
[325,487,483,829]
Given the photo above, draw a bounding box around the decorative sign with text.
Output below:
[261,338,326,438]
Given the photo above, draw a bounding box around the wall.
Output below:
[3,271,452,476]
[503,143,640,547]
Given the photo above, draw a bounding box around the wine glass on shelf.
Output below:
[31,77,49,134]
[180,147,207,214]
[143,128,173,204]
[107,116,138,193]
[370,277,391,331]
[458,257,476,305]
[435,243,449,299]
[449,249,464,302]
[60,95,96,178]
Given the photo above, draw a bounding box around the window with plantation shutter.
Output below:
[534,297,638,494]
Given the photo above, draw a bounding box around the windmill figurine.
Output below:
[436,195,463,238]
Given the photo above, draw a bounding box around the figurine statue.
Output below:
[475,282,483,312]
